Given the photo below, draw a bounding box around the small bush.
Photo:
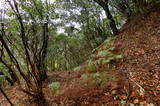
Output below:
[81,72,118,86]
[87,60,97,73]
[120,100,127,105]
[87,37,123,72]
[97,50,114,57]
[73,66,84,71]
[49,82,61,95]
[92,72,118,86]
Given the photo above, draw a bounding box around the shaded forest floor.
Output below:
[1,7,160,106]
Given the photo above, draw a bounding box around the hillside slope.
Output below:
[50,9,160,106]
[113,10,160,105]
[52,9,160,106]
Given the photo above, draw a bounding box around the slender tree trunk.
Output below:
[40,24,48,81]
[103,3,119,35]
[93,0,119,35]
[38,21,49,81]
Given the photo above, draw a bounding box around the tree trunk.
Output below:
[38,21,49,81]
[103,2,119,35]
[93,0,119,35]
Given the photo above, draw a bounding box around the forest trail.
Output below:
[0,7,160,106]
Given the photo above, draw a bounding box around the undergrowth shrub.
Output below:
[87,37,123,71]
[87,60,97,73]
[73,66,84,71]
[81,72,118,86]
[0,70,12,87]
[96,51,122,65]
[82,37,122,87]
[92,37,115,53]
[49,82,61,95]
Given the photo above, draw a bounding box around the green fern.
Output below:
[87,60,97,73]
[73,66,84,71]
[92,72,118,85]
[97,50,114,57]
[115,55,123,59]
[49,82,61,95]
[81,72,118,86]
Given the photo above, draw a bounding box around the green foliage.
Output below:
[103,37,115,45]
[0,0,156,75]
[81,72,118,86]
[0,64,12,86]
[47,32,88,71]
[120,100,127,105]
[73,66,84,71]
[97,50,114,57]
[49,82,61,95]
[0,63,11,79]
[92,72,118,85]
[0,63,5,70]
[1,0,156,104]
[96,51,123,65]
[87,60,97,73]
[88,37,123,71]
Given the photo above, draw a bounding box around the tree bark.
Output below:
[103,2,119,35]
[38,22,49,81]
[93,0,119,35]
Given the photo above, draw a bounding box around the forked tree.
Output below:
[0,0,50,105]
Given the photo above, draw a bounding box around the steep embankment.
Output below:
[113,10,160,105]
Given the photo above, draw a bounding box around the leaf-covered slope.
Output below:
[113,10,160,105]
